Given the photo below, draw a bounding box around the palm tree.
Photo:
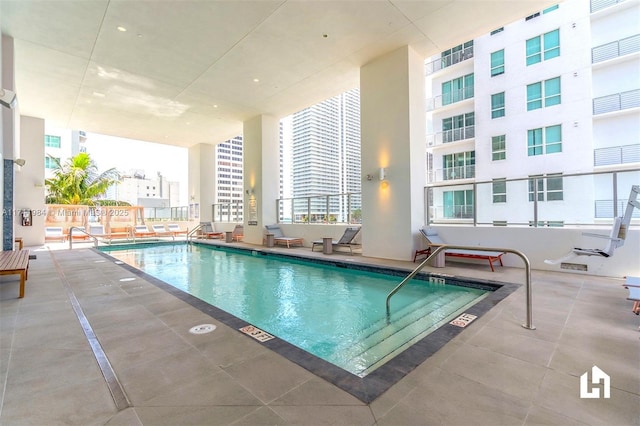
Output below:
[45,152,125,205]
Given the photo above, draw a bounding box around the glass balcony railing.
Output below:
[426,168,640,226]
[427,125,475,147]
[426,86,474,111]
[212,201,243,222]
[425,46,474,75]
[277,193,362,224]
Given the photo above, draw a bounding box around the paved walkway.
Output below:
[0,242,638,425]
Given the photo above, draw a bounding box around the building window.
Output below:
[529,174,563,201]
[525,12,540,21]
[442,74,474,106]
[492,179,507,203]
[443,151,475,180]
[491,92,505,118]
[528,125,562,156]
[442,112,474,143]
[492,135,506,160]
[490,50,504,76]
[527,77,561,110]
[543,4,559,13]
[490,27,504,35]
[526,29,559,65]
[443,189,474,218]
[44,156,60,169]
[44,135,61,148]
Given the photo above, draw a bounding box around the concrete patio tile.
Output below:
[231,406,288,425]
[103,407,144,426]
[270,405,376,425]
[134,406,261,426]
[271,376,365,406]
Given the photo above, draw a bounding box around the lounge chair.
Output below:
[45,227,66,242]
[89,224,129,243]
[231,224,244,241]
[198,222,223,239]
[167,224,188,237]
[151,224,175,239]
[265,224,303,248]
[414,228,505,272]
[312,227,360,255]
[133,225,155,238]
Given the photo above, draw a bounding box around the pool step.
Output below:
[334,291,482,375]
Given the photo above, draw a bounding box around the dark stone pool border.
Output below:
[95,242,519,403]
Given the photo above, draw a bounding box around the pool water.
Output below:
[103,243,490,376]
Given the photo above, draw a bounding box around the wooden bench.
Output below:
[0,250,30,298]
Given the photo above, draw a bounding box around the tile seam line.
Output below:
[48,248,131,411]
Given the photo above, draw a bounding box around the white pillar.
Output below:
[187,143,216,222]
[360,46,426,260]
[242,114,279,244]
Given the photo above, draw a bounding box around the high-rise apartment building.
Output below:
[289,88,361,222]
[425,0,639,225]
[214,135,244,221]
[43,126,87,179]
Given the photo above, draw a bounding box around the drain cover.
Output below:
[189,324,217,334]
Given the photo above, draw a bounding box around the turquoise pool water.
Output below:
[103,243,490,376]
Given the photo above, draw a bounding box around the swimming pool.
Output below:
[100,242,516,401]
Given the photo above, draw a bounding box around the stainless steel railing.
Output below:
[385,245,534,330]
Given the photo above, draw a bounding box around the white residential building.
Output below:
[213,136,244,221]
[43,126,87,178]
[289,88,361,222]
[425,0,640,226]
[105,171,180,210]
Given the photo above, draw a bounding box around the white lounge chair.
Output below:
[265,225,303,248]
[45,227,66,242]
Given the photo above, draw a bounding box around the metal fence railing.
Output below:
[427,125,475,147]
[594,144,640,166]
[212,201,243,223]
[425,46,474,75]
[592,34,640,63]
[593,89,640,115]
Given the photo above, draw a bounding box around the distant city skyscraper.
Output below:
[290,88,361,222]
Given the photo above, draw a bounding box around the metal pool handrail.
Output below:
[385,245,535,330]
[187,224,204,242]
[68,226,99,249]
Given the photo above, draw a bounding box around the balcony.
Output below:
[425,46,474,76]
[592,34,640,63]
[591,0,626,13]
[592,89,640,114]
[428,165,475,183]
[426,87,474,112]
[427,125,475,147]
[594,144,640,166]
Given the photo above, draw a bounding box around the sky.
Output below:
[83,133,188,202]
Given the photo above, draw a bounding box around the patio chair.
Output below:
[231,224,244,241]
[151,223,175,239]
[133,225,155,238]
[45,226,66,242]
[265,224,303,248]
[198,222,223,239]
[414,228,505,272]
[312,227,361,255]
[167,224,188,237]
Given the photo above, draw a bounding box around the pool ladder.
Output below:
[385,245,535,330]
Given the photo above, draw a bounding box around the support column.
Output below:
[242,115,279,245]
[187,143,216,223]
[360,46,426,260]
[2,35,18,250]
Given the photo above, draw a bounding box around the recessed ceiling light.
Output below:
[117,26,127,32]
[253,78,260,83]
[92,91,105,98]
[137,34,143,38]
[213,105,218,108]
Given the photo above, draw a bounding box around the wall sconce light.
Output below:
[246,188,254,195]
[13,158,26,167]
[0,88,17,109]
[379,167,386,181]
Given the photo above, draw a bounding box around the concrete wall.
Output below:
[14,116,45,246]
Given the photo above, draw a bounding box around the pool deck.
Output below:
[1,239,639,425]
